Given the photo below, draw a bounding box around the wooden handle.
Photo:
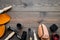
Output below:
[30,37,32,40]
[33,30,37,40]
[3,6,12,11]
[4,32,15,40]
[0,6,12,14]
[0,10,4,14]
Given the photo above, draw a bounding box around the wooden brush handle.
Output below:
[4,32,15,40]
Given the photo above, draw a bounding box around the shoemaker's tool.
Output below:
[21,31,27,40]
[33,30,38,40]
[16,23,23,39]
[0,6,12,14]
[38,24,50,40]
[5,23,23,40]
[28,28,34,40]
[4,26,19,40]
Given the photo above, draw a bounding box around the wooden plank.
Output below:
[0,4,60,11]
[0,0,22,5]
[0,0,60,11]
[0,0,60,40]
[5,12,60,28]
[10,6,60,11]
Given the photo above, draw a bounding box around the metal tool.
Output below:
[28,28,34,40]
[4,26,21,40]
[21,31,27,40]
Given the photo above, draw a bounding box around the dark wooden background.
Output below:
[0,0,60,40]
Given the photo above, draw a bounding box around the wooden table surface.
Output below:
[0,0,60,40]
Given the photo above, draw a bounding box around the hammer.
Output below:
[5,23,23,40]
[4,26,19,40]
[5,25,23,40]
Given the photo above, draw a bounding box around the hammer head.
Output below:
[7,26,18,33]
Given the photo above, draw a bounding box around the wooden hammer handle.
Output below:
[4,32,15,40]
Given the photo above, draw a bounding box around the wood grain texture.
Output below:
[0,0,60,40]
